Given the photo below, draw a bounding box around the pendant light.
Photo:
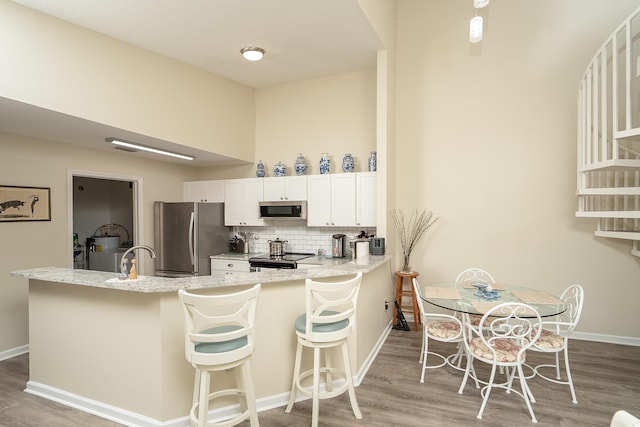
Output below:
[469,15,483,43]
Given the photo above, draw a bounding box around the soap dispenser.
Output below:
[129,259,138,279]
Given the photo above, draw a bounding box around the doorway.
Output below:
[67,170,143,272]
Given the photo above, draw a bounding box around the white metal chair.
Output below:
[611,410,640,427]
[451,268,496,366]
[412,277,463,383]
[455,267,495,286]
[179,284,261,427]
[458,302,542,423]
[285,272,362,427]
[531,284,584,404]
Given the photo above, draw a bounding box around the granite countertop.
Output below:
[11,254,391,294]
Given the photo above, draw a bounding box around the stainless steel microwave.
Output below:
[259,200,307,219]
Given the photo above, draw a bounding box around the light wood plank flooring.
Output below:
[1,329,639,426]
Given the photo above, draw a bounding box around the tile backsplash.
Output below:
[234,221,376,256]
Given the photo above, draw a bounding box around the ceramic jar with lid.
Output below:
[342,153,355,173]
[294,153,307,176]
[256,160,265,177]
[274,161,287,177]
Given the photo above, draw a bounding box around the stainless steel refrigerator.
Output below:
[154,202,229,277]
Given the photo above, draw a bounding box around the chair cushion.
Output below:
[534,328,565,349]
[194,325,248,354]
[427,319,460,339]
[295,310,349,334]
[469,337,524,363]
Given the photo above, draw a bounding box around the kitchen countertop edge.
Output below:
[10,255,391,294]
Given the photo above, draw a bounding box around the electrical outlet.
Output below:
[384,300,389,310]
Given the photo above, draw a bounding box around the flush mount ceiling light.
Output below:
[106,138,195,161]
[474,0,489,8]
[240,46,265,61]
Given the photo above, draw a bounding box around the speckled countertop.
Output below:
[11,254,391,294]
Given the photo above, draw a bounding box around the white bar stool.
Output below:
[285,272,363,427]
[178,284,261,427]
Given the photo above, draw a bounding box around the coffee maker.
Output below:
[332,234,347,258]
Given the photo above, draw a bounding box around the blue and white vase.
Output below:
[256,160,265,177]
[294,153,307,176]
[342,153,355,173]
[274,161,287,177]
[368,151,377,172]
[319,153,331,175]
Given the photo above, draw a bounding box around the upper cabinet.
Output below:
[224,179,264,226]
[186,172,376,227]
[263,176,307,201]
[356,172,376,227]
[184,181,225,203]
[307,174,356,226]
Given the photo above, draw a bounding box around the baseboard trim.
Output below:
[572,331,640,347]
[0,344,29,362]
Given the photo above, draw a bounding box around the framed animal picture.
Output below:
[0,185,51,222]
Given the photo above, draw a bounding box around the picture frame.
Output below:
[0,185,51,222]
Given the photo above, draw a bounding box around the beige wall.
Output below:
[2,0,640,358]
[194,69,377,180]
[395,0,640,338]
[0,134,196,352]
[0,1,256,161]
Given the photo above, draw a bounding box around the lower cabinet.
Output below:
[210,259,251,273]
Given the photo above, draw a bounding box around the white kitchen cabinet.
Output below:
[356,172,377,227]
[263,176,307,201]
[307,174,356,226]
[224,178,264,226]
[184,180,225,203]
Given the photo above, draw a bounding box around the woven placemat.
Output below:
[512,290,563,305]
[423,287,461,300]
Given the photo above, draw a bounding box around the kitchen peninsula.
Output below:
[11,255,392,427]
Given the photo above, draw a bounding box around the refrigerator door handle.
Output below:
[188,211,195,267]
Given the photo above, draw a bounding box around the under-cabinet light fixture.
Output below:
[241,46,265,61]
[106,138,195,161]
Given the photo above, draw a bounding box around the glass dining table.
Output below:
[416,281,567,318]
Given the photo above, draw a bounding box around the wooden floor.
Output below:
[1,328,639,426]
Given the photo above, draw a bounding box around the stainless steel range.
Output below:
[248,252,314,270]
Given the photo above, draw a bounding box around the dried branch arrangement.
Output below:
[390,209,439,272]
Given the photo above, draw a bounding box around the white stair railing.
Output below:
[577,5,640,257]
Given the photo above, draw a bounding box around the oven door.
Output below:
[249,260,297,271]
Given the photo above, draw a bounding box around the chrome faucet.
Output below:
[120,245,157,277]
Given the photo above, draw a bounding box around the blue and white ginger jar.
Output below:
[274,161,287,177]
[256,160,265,177]
[342,153,355,173]
[319,153,331,174]
[294,153,307,176]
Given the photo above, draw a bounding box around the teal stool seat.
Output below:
[294,311,349,334]
[195,325,248,354]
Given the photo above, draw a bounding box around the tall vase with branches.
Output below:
[391,209,439,273]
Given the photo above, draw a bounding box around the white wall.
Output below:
[395,0,640,338]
